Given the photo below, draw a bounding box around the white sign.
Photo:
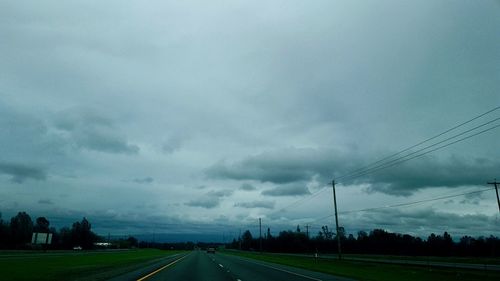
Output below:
[31,232,53,244]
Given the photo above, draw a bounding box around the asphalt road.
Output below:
[113,250,355,281]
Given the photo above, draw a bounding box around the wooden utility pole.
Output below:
[332,180,342,260]
[259,218,263,252]
[487,179,500,213]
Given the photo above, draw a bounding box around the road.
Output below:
[112,250,355,281]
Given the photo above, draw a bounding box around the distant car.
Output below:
[73,246,82,250]
[206,247,216,253]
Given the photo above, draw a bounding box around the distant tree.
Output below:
[34,217,50,233]
[57,227,71,249]
[127,236,138,248]
[71,217,98,249]
[296,225,301,233]
[0,213,10,249]
[337,226,346,239]
[10,212,33,247]
[241,230,253,250]
[321,225,333,240]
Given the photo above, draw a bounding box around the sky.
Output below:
[0,0,499,242]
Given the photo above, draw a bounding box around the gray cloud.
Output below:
[362,156,500,196]
[185,197,220,209]
[239,183,256,191]
[208,190,234,197]
[208,147,500,196]
[133,177,154,184]
[0,162,47,183]
[185,189,233,209]
[347,208,499,238]
[0,1,497,238]
[162,134,186,154]
[234,200,275,209]
[53,109,139,154]
[38,199,53,205]
[206,148,344,184]
[262,183,311,197]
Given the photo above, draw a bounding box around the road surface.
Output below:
[111,250,355,281]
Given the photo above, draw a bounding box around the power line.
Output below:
[266,120,499,217]
[340,123,500,182]
[262,107,499,220]
[339,187,494,214]
[337,106,499,181]
[301,187,495,225]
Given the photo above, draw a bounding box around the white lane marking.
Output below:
[219,263,224,268]
[234,256,322,281]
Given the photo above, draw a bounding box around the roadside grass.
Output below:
[0,249,183,281]
[224,251,500,281]
[344,254,500,265]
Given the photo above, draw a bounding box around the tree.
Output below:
[34,217,50,233]
[127,236,138,248]
[71,217,98,249]
[241,230,253,250]
[10,212,33,247]
[0,213,10,249]
[321,226,333,240]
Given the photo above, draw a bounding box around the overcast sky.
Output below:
[1,0,499,241]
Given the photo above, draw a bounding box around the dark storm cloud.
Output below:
[234,200,275,209]
[261,183,311,197]
[53,109,139,154]
[0,162,47,183]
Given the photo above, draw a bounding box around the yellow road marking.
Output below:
[136,253,190,281]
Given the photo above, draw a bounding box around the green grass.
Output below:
[0,249,183,281]
[224,251,500,281]
[344,253,500,265]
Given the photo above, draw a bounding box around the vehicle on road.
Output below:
[206,247,216,253]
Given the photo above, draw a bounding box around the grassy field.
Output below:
[224,251,500,281]
[0,249,183,281]
[344,253,500,265]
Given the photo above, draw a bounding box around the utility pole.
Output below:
[332,180,342,260]
[487,179,500,213]
[305,224,309,239]
[259,218,262,252]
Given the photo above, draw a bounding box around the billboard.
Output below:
[31,232,53,244]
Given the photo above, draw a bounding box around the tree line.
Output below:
[0,211,108,250]
[228,225,500,257]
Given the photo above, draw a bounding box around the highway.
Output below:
[111,250,355,281]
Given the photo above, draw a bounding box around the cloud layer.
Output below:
[0,0,498,239]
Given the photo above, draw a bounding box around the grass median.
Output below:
[223,250,500,281]
[0,249,183,281]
